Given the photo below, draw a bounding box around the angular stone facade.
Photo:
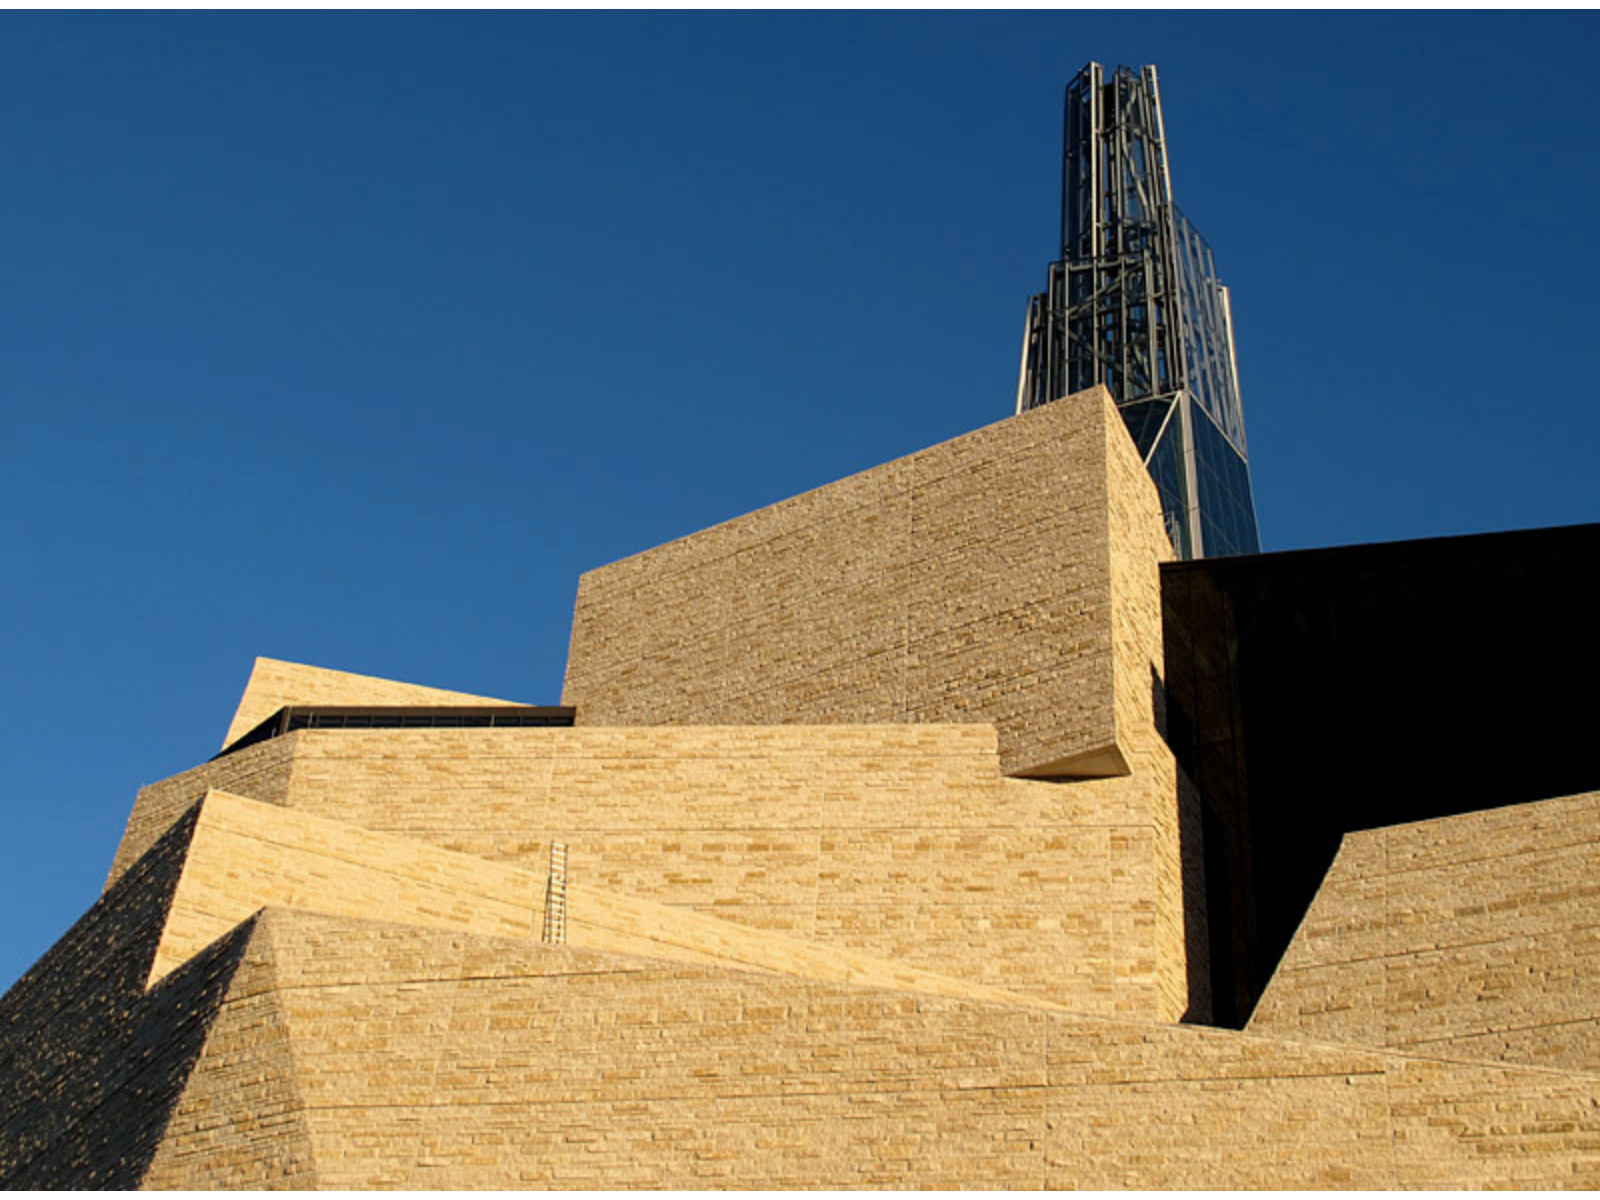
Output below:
[563,386,1163,780]
[1251,790,1600,1070]
[3,385,1597,1188]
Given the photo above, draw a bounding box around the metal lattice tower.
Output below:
[1017,62,1261,559]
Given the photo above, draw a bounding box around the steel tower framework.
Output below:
[1017,62,1261,559]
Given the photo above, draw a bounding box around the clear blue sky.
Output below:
[3,12,1597,993]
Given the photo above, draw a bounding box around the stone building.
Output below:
[2,385,1597,1188]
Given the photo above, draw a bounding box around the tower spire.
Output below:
[1019,62,1261,558]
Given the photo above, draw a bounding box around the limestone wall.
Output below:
[153,791,541,985]
[1100,388,1207,1019]
[150,789,1044,1014]
[12,883,1598,1190]
[10,355,1596,1190]
[127,725,1197,1020]
[1250,790,1600,1072]
[126,735,1197,1021]
[245,910,1600,1190]
[0,811,303,1188]
[12,737,1600,1190]
[562,386,1162,781]
[108,735,298,889]
[140,918,315,1190]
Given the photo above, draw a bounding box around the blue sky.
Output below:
[3,12,1597,992]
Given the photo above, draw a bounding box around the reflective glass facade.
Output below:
[1018,63,1261,559]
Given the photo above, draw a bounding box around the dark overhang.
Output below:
[215,704,576,760]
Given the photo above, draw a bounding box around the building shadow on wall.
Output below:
[1154,663,1216,1026]
[0,806,257,1188]
[1161,523,1600,1028]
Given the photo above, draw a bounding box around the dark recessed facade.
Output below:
[1162,521,1600,1025]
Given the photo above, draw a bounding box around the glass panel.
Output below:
[1190,402,1261,557]
[1173,207,1248,452]
[1145,419,1192,558]
[1116,397,1175,460]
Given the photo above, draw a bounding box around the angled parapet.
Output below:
[109,722,1200,1019]
[236,721,1202,1018]
[558,878,1069,1014]
[222,656,522,750]
[1250,790,1600,1072]
[107,658,530,889]
[146,788,1066,1014]
[563,386,1173,779]
[108,735,298,892]
[149,790,542,987]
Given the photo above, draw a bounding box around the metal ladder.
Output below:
[541,841,568,945]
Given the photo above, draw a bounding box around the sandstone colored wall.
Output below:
[112,653,528,886]
[151,789,1055,1016]
[138,919,315,1190]
[10,862,1599,1189]
[11,732,1600,1189]
[108,735,299,889]
[0,810,304,1188]
[10,349,1596,1191]
[1250,790,1600,1072]
[1101,412,1207,1021]
[222,656,522,749]
[562,386,1167,781]
[153,791,540,985]
[207,909,1600,1189]
[126,724,1199,1021]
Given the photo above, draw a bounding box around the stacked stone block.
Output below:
[563,386,1155,780]
[115,722,1196,1019]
